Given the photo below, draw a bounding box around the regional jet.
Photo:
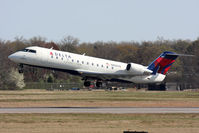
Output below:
[8,46,179,87]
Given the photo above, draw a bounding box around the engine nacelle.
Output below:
[126,63,152,75]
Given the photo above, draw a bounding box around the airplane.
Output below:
[8,46,179,88]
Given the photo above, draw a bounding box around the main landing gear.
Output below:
[18,64,24,73]
[96,81,102,88]
[84,81,91,87]
[83,80,103,88]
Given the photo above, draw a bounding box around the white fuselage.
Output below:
[8,46,166,84]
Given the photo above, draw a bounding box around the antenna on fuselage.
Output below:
[83,53,86,56]
[50,47,53,49]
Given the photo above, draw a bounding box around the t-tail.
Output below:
[147,51,179,75]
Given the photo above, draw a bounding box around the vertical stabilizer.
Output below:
[147,51,178,75]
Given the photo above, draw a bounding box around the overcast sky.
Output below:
[0,0,199,42]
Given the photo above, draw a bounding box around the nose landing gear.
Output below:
[18,64,24,73]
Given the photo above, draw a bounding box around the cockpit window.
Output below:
[21,49,29,52]
[29,49,36,53]
[21,49,36,53]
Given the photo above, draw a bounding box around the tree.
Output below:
[44,73,55,83]
[60,36,79,52]
[29,36,46,46]
[5,68,25,90]
[0,36,199,89]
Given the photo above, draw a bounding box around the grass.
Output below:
[0,89,199,107]
[1,89,199,133]
[0,113,199,133]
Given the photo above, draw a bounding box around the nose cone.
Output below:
[8,53,21,63]
[8,52,26,63]
[8,54,15,61]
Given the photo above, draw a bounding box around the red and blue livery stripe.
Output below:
[147,51,178,75]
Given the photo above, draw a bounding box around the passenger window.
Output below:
[107,66,108,69]
[87,62,89,65]
[97,64,99,67]
[101,65,103,67]
[92,63,94,66]
[72,59,74,62]
[82,61,84,64]
[59,53,61,57]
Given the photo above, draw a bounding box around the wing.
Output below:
[76,69,149,80]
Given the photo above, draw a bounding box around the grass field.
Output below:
[0,89,199,107]
[1,113,199,133]
[1,89,199,133]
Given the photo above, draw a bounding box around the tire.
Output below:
[84,81,91,87]
[96,82,102,88]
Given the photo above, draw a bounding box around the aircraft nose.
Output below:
[8,53,19,62]
[8,52,26,63]
[8,54,15,60]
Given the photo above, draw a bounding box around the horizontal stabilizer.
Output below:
[167,53,194,57]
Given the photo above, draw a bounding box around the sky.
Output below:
[0,0,199,42]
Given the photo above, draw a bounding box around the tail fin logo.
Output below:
[147,52,178,75]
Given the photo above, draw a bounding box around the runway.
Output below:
[0,107,199,114]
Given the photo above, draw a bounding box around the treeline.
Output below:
[0,36,199,89]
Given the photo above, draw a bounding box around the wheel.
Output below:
[18,69,23,73]
[96,82,102,88]
[84,81,91,87]
[18,64,24,73]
